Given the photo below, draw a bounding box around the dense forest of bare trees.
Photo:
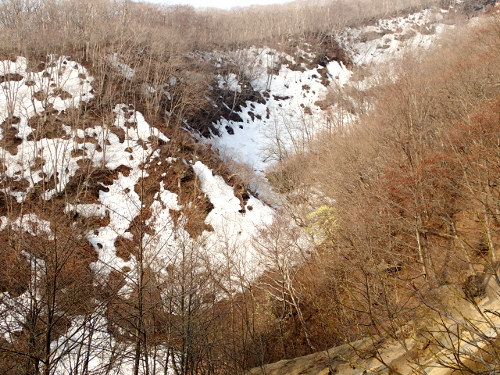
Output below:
[266,12,499,372]
[0,0,498,374]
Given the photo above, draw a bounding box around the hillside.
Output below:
[247,282,500,374]
[0,0,498,374]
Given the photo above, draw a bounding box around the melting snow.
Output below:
[107,53,136,80]
[337,8,454,66]
[210,7,455,172]
[217,72,242,93]
[327,61,352,86]
[12,213,53,238]
[193,161,274,275]
[211,47,331,171]
[0,56,93,128]
[0,56,94,201]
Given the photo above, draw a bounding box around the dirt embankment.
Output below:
[248,269,500,375]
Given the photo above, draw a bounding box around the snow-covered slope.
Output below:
[338,8,454,66]
[0,55,273,276]
[0,56,94,201]
[0,54,275,373]
[209,47,352,172]
[208,6,456,173]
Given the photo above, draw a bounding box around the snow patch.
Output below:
[0,56,94,201]
[12,213,53,239]
[217,73,242,93]
[107,53,135,80]
[193,161,274,275]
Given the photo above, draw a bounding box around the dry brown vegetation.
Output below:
[0,0,498,374]
[0,0,457,121]
[264,11,499,370]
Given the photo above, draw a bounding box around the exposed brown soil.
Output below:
[0,73,23,83]
[0,117,22,155]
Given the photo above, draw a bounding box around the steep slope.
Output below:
[207,5,457,174]
[0,0,497,373]
[0,54,274,373]
[245,4,500,374]
[247,280,500,375]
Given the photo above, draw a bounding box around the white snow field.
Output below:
[209,7,454,172]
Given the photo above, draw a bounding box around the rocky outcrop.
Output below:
[248,275,500,375]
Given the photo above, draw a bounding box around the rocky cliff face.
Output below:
[248,269,500,375]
